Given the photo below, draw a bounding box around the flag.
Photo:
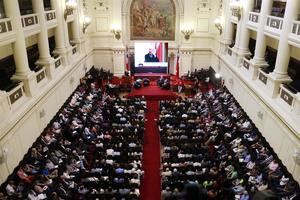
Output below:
[176,51,180,78]
[125,47,129,71]
[155,42,163,62]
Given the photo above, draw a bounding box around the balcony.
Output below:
[0,18,15,45]
[230,9,240,23]
[53,54,62,69]
[7,82,25,107]
[35,67,46,85]
[45,10,57,29]
[265,15,283,38]
[279,84,297,107]
[242,57,250,70]
[227,47,233,56]
[21,13,40,37]
[71,44,78,55]
[288,21,300,48]
[258,68,269,85]
[247,12,260,30]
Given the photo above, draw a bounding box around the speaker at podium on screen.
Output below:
[144,48,159,62]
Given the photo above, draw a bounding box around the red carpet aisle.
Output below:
[140,100,161,200]
[126,82,178,200]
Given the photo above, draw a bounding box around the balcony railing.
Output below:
[242,57,250,70]
[266,15,283,31]
[258,68,268,85]
[53,55,62,68]
[0,18,13,34]
[7,82,24,106]
[71,44,78,55]
[288,20,300,46]
[35,67,46,84]
[21,13,39,29]
[280,84,296,106]
[45,10,56,22]
[248,12,260,27]
[227,47,233,56]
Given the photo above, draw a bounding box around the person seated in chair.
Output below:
[143,78,150,86]
[134,79,142,89]
[157,76,164,87]
[162,79,170,90]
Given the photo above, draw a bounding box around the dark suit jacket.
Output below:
[145,53,159,62]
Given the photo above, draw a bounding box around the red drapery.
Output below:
[155,43,163,62]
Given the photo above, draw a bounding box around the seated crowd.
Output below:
[159,88,300,199]
[0,69,146,199]
[157,76,171,90]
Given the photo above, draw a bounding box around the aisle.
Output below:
[140,100,161,200]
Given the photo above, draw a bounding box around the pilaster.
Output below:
[179,48,193,76]
[112,48,126,77]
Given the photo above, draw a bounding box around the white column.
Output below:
[223,0,234,46]
[271,0,300,78]
[252,0,273,64]
[71,8,81,43]
[4,0,37,96]
[51,0,71,66]
[32,0,58,79]
[236,0,254,54]
[4,0,31,75]
[32,0,52,61]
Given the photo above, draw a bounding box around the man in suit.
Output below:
[144,48,159,62]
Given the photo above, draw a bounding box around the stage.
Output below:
[134,73,170,81]
[133,66,168,74]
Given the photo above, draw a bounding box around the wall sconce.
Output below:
[83,16,91,33]
[181,29,194,40]
[111,29,121,40]
[64,0,77,20]
[230,1,242,21]
[214,17,223,34]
